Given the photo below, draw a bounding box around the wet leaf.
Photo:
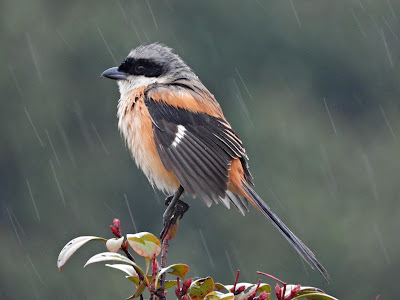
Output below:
[105,263,137,276]
[215,283,226,291]
[127,232,161,259]
[294,286,324,295]
[168,219,179,240]
[204,291,234,300]
[221,283,270,294]
[188,277,215,300]
[164,280,178,290]
[291,293,338,300]
[158,263,189,279]
[106,237,124,253]
[127,279,147,299]
[126,275,140,285]
[57,236,106,270]
[84,252,146,281]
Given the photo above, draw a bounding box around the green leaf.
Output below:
[126,275,140,285]
[291,293,338,300]
[105,263,137,276]
[164,280,178,290]
[204,291,234,300]
[257,283,271,294]
[57,236,106,270]
[188,277,215,300]
[84,252,146,282]
[127,232,161,259]
[215,283,226,291]
[295,286,324,295]
[158,264,189,279]
[220,283,270,294]
[145,258,151,275]
[127,279,147,299]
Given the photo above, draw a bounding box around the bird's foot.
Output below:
[160,187,187,240]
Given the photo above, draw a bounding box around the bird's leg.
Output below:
[160,186,187,240]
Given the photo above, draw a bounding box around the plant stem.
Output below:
[158,228,171,300]
[122,242,135,262]
[158,187,184,299]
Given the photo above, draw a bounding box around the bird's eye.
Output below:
[135,65,145,74]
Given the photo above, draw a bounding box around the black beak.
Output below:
[101,67,128,80]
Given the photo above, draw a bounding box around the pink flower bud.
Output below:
[152,258,160,274]
[113,219,120,228]
[182,278,192,294]
[110,225,120,237]
[258,291,270,300]
[275,284,282,300]
[288,285,301,299]
[235,286,246,295]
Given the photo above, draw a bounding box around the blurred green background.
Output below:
[1,1,400,299]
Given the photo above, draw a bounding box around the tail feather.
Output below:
[241,183,330,282]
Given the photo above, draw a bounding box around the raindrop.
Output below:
[8,65,23,97]
[198,229,215,269]
[323,97,337,136]
[50,159,66,206]
[124,194,138,233]
[26,179,40,222]
[374,223,391,264]
[24,107,44,148]
[289,0,301,28]
[7,207,22,246]
[46,129,61,166]
[224,249,236,278]
[233,79,254,128]
[26,33,42,82]
[146,0,158,31]
[91,122,109,154]
[379,27,394,68]
[97,27,117,64]
[27,255,45,285]
[379,105,398,142]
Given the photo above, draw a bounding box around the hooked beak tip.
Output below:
[101,67,128,80]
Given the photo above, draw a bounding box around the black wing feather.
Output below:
[144,95,251,205]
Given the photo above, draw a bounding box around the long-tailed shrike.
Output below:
[102,43,329,280]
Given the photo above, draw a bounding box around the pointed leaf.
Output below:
[188,277,215,300]
[84,252,146,280]
[127,232,161,259]
[164,280,178,290]
[215,283,227,292]
[294,286,324,295]
[57,236,106,270]
[127,279,147,299]
[105,264,137,276]
[158,264,189,279]
[204,291,234,300]
[222,283,270,294]
[291,293,338,300]
[126,275,140,285]
[167,219,179,240]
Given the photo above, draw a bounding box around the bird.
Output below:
[101,43,329,281]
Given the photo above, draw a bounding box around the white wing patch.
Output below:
[172,125,186,147]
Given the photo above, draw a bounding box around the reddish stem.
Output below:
[256,271,286,286]
[231,270,240,293]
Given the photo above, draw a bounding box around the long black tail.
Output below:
[241,184,330,281]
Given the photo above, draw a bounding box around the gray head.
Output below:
[101,43,198,91]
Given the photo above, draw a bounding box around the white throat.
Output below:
[117,75,160,98]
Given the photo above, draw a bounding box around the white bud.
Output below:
[106,237,124,253]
